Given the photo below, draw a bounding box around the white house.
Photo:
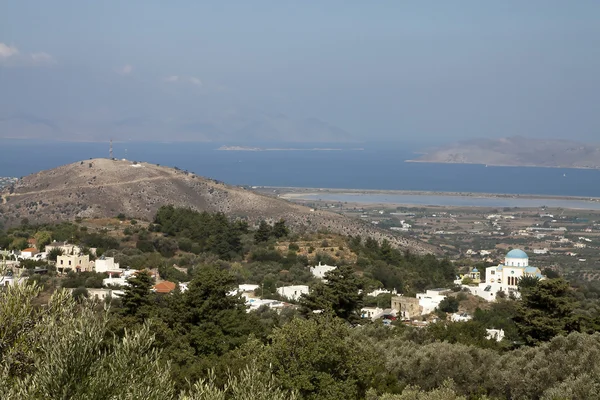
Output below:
[245,298,286,312]
[0,275,27,287]
[416,289,450,315]
[57,254,94,272]
[103,276,130,287]
[86,288,124,300]
[466,249,545,302]
[361,307,384,320]
[45,241,82,256]
[367,288,398,297]
[533,248,549,255]
[451,312,473,322]
[310,262,337,280]
[19,248,39,260]
[486,329,505,342]
[238,284,260,293]
[94,256,121,273]
[228,284,260,297]
[277,285,309,301]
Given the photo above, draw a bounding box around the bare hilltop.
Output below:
[0,158,436,254]
[410,137,600,169]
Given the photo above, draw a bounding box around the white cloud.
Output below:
[164,75,202,86]
[0,43,19,58]
[0,43,55,66]
[116,64,134,75]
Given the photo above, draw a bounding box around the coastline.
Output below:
[404,159,600,171]
[268,187,600,202]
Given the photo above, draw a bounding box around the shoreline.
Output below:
[404,159,600,171]
[265,187,600,202]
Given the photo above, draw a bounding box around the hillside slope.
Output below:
[0,159,436,254]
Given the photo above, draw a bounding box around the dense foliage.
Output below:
[2,207,600,399]
[153,206,247,259]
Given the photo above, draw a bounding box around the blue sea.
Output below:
[1,140,599,199]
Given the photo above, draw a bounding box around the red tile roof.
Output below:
[22,248,38,253]
[153,281,176,294]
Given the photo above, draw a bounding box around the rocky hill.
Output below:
[0,158,436,254]
[409,137,600,169]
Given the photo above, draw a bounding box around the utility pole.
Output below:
[109,138,113,159]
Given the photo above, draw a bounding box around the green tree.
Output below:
[33,231,52,251]
[272,219,289,239]
[514,278,581,345]
[261,315,379,400]
[517,275,541,295]
[437,297,459,313]
[179,265,257,355]
[153,237,179,257]
[0,284,174,399]
[254,221,272,243]
[72,286,89,302]
[181,363,297,400]
[300,265,364,323]
[9,237,28,251]
[47,247,64,261]
[136,240,155,253]
[121,270,154,317]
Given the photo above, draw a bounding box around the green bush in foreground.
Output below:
[0,283,296,400]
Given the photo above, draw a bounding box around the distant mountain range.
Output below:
[409,137,600,169]
[0,112,355,143]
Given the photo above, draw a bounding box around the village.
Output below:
[2,232,544,343]
[275,194,600,282]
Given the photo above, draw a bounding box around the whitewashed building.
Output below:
[486,329,505,341]
[277,285,310,301]
[416,289,450,315]
[57,254,94,272]
[310,262,337,280]
[467,249,545,302]
[94,256,121,273]
[45,242,82,256]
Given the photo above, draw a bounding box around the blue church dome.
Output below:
[506,249,528,259]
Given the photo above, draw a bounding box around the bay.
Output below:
[0,140,599,198]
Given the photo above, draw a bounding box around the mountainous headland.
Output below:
[409,137,600,169]
[0,158,435,254]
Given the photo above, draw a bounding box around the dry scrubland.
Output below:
[0,158,436,254]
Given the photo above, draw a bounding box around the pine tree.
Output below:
[514,278,581,345]
[121,270,154,317]
[300,265,364,323]
[272,219,289,239]
[254,221,272,243]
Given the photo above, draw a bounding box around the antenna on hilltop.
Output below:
[109,139,113,159]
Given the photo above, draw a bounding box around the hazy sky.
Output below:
[1,1,599,142]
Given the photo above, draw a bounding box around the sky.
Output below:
[1,1,599,143]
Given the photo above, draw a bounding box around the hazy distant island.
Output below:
[408,137,600,169]
[217,145,364,151]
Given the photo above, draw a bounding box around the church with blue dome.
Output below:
[468,249,545,301]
